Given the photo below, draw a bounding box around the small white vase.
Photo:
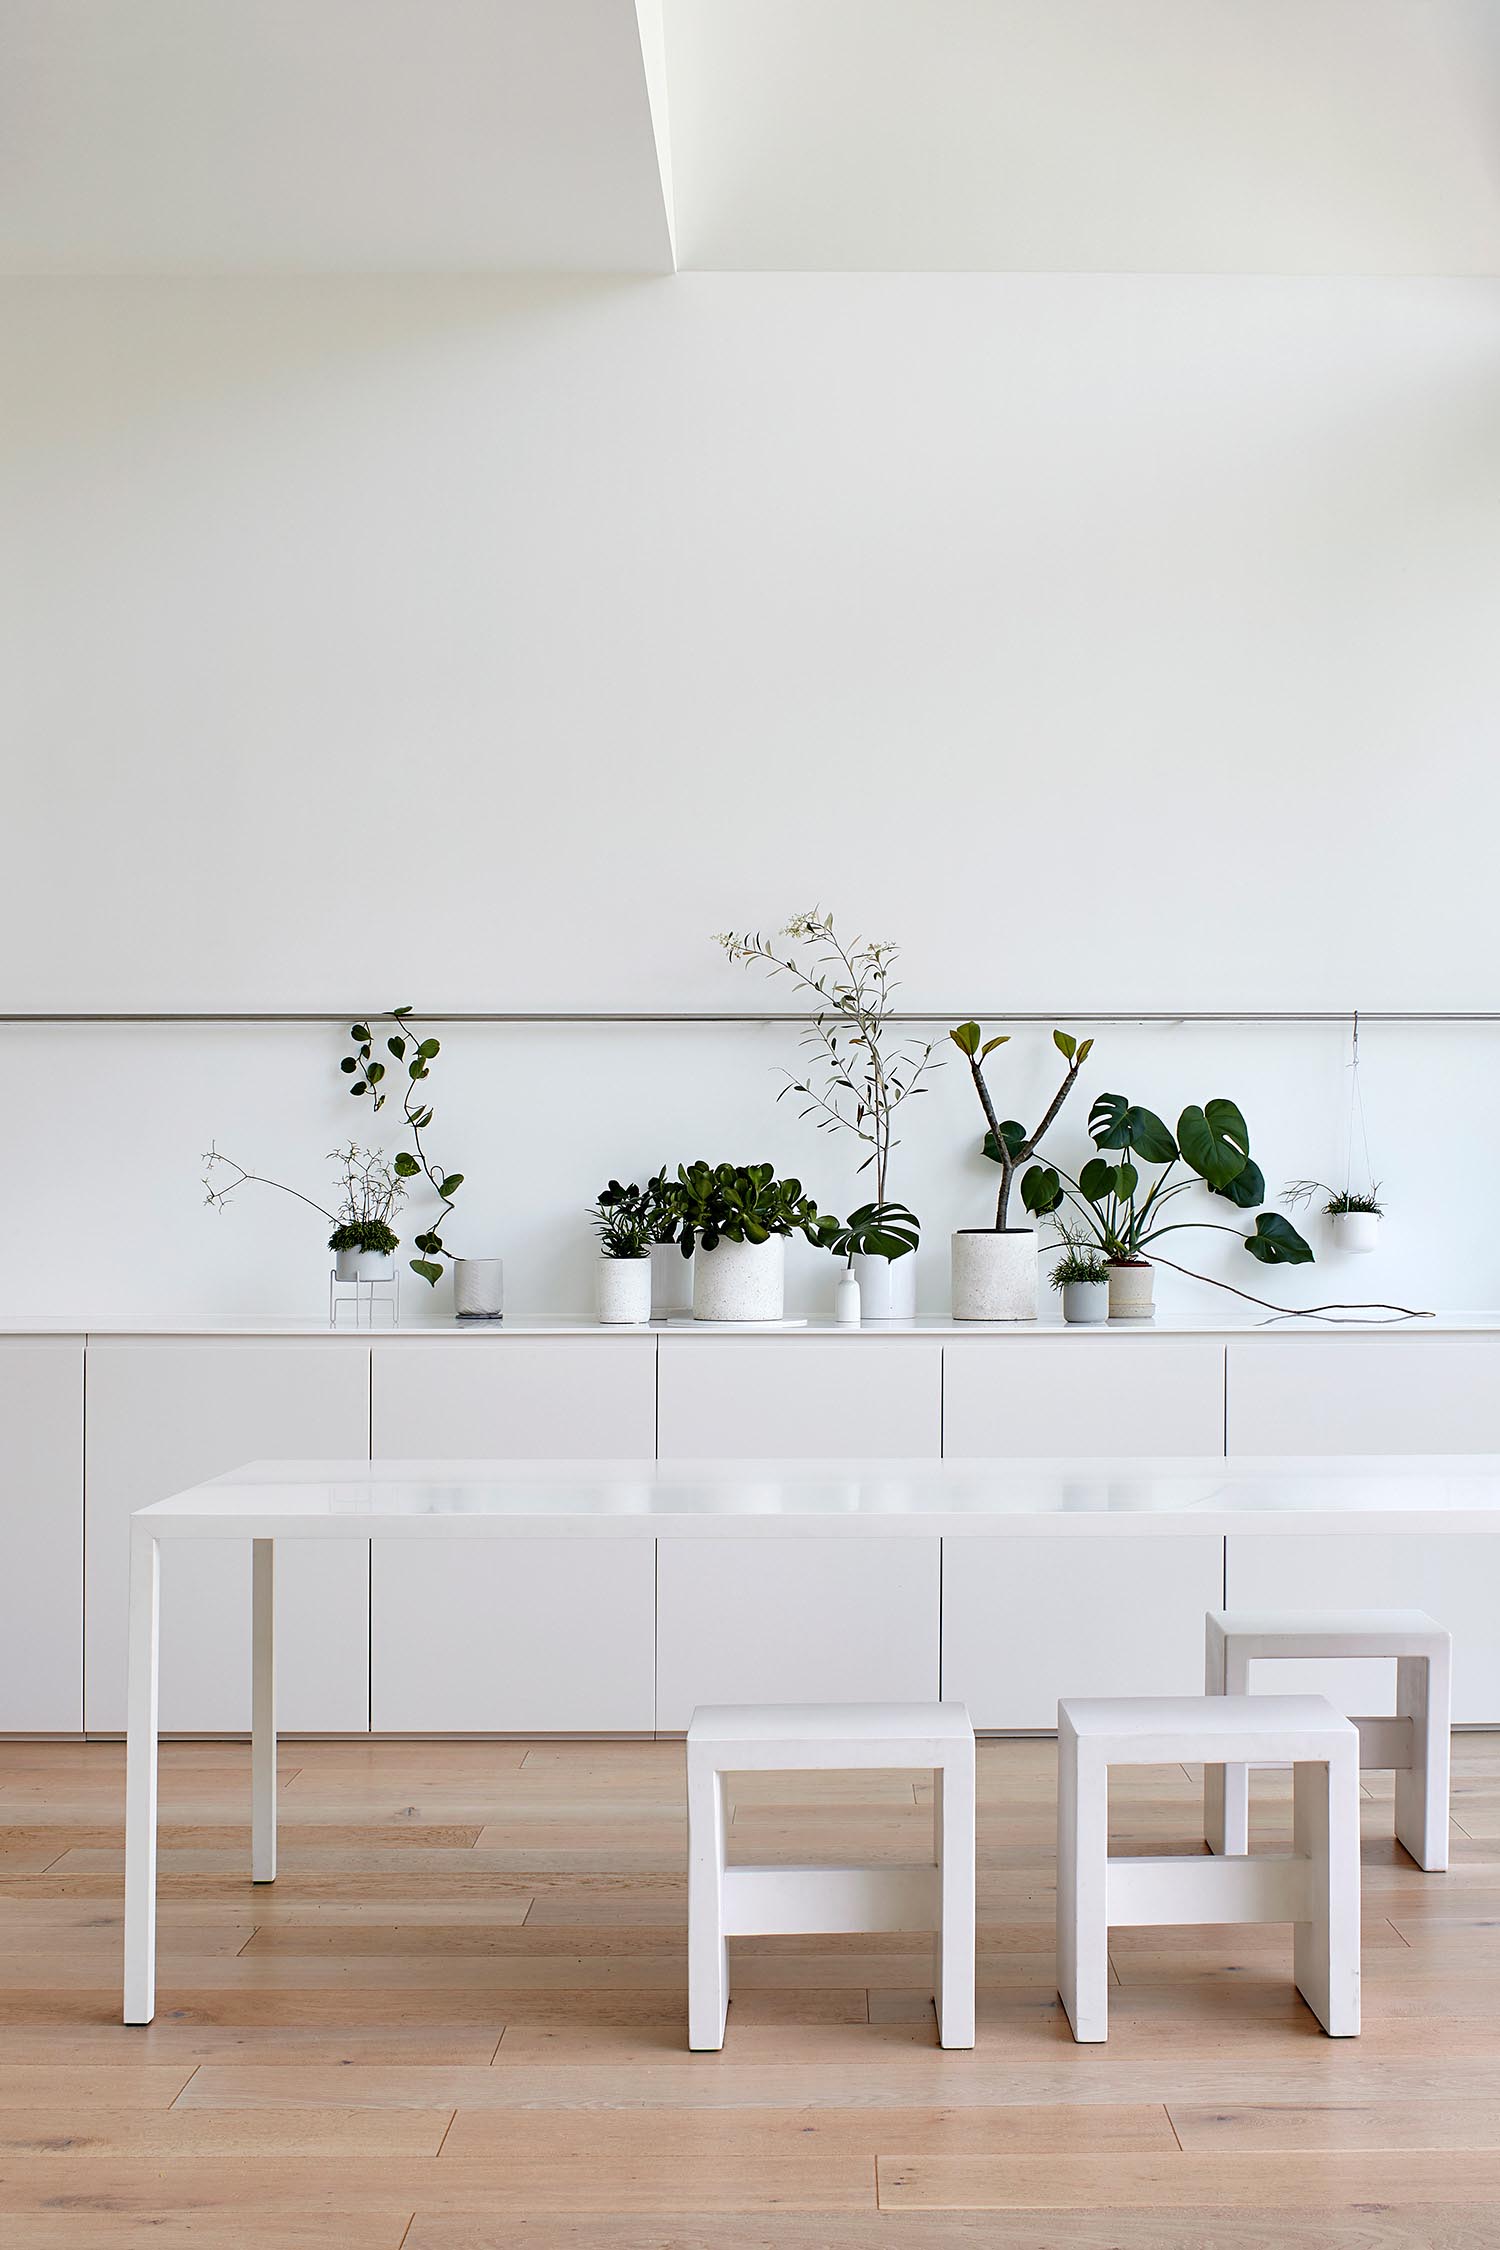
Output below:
[852,1251,917,1321]
[353,1249,395,1281]
[649,1239,694,1318]
[1063,1279,1110,1325]
[1329,1211,1380,1255]
[692,1234,785,1322]
[453,1256,504,1320]
[596,1254,652,1324]
[1107,1259,1155,1321]
[834,1269,861,1326]
[950,1229,1038,1321]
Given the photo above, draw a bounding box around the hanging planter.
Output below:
[1283,1013,1385,1258]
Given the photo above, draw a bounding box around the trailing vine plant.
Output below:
[340,1008,464,1286]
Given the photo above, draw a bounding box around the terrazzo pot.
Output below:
[596,1254,652,1324]
[950,1229,1038,1322]
[1107,1258,1155,1321]
[692,1234,785,1322]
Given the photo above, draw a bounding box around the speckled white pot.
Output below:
[1329,1212,1380,1255]
[649,1240,694,1317]
[1063,1279,1111,1325]
[1107,1259,1155,1321]
[692,1234,785,1322]
[950,1229,1037,1322]
[852,1252,917,1321]
[596,1255,652,1324]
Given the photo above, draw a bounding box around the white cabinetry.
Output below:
[372,1339,656,1458]
[943,1338,1225,1457]
[84,1341,372,1732]
[0,1338,83,1731]
[941,1533,1225,1727]
[655,1536,941,1728]
[1227,1339,1500,1455]
[371,1538,655,1731]
[657,1340,942,1459]
[1225,1532,1500,1723]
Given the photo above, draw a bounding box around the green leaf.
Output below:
[1053,1030,1076,1060]
[1178,1100,1250,1190]
[1078,1155,1115,1202]
[1075,1036,1094,1064]
[1211,1155,1266,1210]
[387,1037,406,1058]
[392,1004,413,1017]
[1242,1211,1315,1266]
[979,1035,1009,1057]
[350,1023,370,1042]
[339,1056,357,1074]
[393,1152,420,1177]
[410,1259,444,1287]
[1088,1094,1176,1164]
[1111,1161,1139,1201]
[366,1062,384,1083]
[350,1082,366,1097]
[418,1038,440,1060]
[1020,1164,1063,1215]
[437,1173,464,1199]
[981,1121,1027,1165]
[949,1022,981,1058]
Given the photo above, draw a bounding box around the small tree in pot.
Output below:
[948,1024,1094,1321]
[665,1162,833,1322]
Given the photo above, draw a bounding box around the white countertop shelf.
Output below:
[4,1314,1495,1340]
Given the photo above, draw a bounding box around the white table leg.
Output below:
[1205,1624,1251,1856]
[123,1528,160,2026]
[1395,1647,1450,1873]
[1057,1725,1109,2042]
[1293,1749,1360,2037]
[252,1538,277,1884]
[686,1754,729,2050]
[933,1747,976,2049]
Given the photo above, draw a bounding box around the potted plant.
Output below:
[1024,1093,1314,1320]
[1050,1238,1111,1325]
[716,912,939,1318]
[664,1162,833,1322]
[823,1202,921,1326]
[589,1181,654,1324]
[612,1169,693,1319]
[1284,1181,1384,1256]
[204,1142,406,1280]
[948,1024,1094,1320]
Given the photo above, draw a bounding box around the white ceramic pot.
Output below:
[852,1251,917,1321]
[452,1256,504,1320]
[649,1239,694,1318]
[353,1249,395,1281]
[333,1247,360,1282]
[1107,1259,1155,1321]
[950,1229,1038,1322]
[1329,1211,1380,1255]
[834,1269,861,1326]
[596,1254,652,1324]
[1063,1279,1110,1325]
[692,1234,785,1322]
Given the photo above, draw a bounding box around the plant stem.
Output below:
[1147,1253,1432,1324]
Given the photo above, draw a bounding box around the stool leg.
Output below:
[687,1755,729,2050]
[1206,1631,1251,1856]
[1293,1750,1360,2037]
[1057,1728,1109,2043]
[1395,1648,1451,1873]
[934,1746,976,2050]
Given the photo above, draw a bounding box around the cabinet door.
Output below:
[941,1533,1225,1728]
[85,1340,371,1732]
[943,1338,1225,1458]
[1226,1339,1500,1455]
[1226,1532,1500,1723]
[657,1341,942,1460]
[371,1538,655,1731]
[372,1339,655,1458]
[655,1536,940,1728]
[0,1338,83,1731]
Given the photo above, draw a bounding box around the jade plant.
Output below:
[949,1023,1094,1227]
[1021,1092,1314,1275]
[665,1163,833,1256]
[341,1008,464,1286]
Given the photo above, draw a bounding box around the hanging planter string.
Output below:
[1345,1008,1378,1202]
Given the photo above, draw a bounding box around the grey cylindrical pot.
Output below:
[649,1240,694,1318]
[1107,1259,1155,1321]
[453,1256,504,1320]
[950,1229,1038,1321]
[1062,1279,1110,1325]
[692,1235,785,1321]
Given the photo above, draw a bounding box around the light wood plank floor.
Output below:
[2,1733,1500,2246]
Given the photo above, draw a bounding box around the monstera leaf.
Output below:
[1078,1156,1139,1204]
[1088,1093,1178,1165]
[1210,1155,1266,1210]
[1178,1099,1251,1191]
[982,1120,1029,1164]
[1242,1212,1314,1265]
[1020,1165,1063,1216]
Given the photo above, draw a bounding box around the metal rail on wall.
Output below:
[0,1011,1495,1027]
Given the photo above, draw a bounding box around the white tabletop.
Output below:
[131,1454,1500,1540]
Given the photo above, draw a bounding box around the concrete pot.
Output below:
[1329,1211,1380,1255]
[1107,1259,1155,1321]
[353,1249,395,1281]
[852,1251,917,1320]
[692,1234,785,1322]
[596,1254,652,1324]
[649,1240,694,1318]
[1062,1279,1110,1325]
[453,1257,504,1320]
[950,1229,1038,1322]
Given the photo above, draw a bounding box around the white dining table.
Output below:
[121,1452,1500,2023]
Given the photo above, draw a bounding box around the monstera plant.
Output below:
[1020,1092,1314,1291]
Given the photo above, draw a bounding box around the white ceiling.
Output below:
[664,0,1500,274]
[0,0,674,272]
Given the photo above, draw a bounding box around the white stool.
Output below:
[686,1702,976,2052]
[1057,1693,1360,2044]
[1204,1609,1451,1872]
